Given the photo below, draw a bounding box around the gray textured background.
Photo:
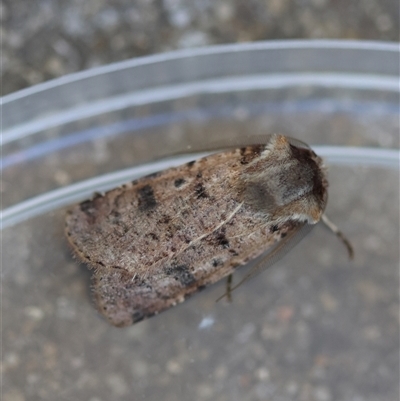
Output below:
[2,0,399,96]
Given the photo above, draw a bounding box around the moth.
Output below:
[65,134,352,327]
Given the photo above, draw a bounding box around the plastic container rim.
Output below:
[2,39,398,104]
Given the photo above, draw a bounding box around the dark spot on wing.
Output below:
[194,183,208,198]
[146,232,159,240]
[164,264,196,287]
[137,185,157,211]
[132,310,145,323]
[212,258,222,267]
[158,215,171,224]
[187,160,195,168]
[80,200,93,213]
[79,199,98,223]
[216,231,230,248]
[281,232,287,238]
[174,178,186,188]
[271,225,279,232]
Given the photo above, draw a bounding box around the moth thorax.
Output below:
[240,146,327,222]
[273,159,318,205]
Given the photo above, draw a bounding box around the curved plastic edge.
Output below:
[1,147,398,230]
[3,73,398,145]
[2,40,398,104]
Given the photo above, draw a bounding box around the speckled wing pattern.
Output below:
[66,139,318,327]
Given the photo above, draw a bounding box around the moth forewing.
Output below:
[65,134,351,327]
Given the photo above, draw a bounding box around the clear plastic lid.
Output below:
[2,41,399,401]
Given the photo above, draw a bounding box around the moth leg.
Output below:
[217,223,312,302]
[225,274,233,303]
[216,274,233,303]
[321,214,354,259]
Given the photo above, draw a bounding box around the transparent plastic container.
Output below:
[2,41,399,401]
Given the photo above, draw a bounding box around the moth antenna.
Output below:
[225,274,233,303]
[216,223,314,302]
[321,214,354,260]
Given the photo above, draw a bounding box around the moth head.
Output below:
[239,134,328,224]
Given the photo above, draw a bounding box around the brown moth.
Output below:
[65,134,352,327]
